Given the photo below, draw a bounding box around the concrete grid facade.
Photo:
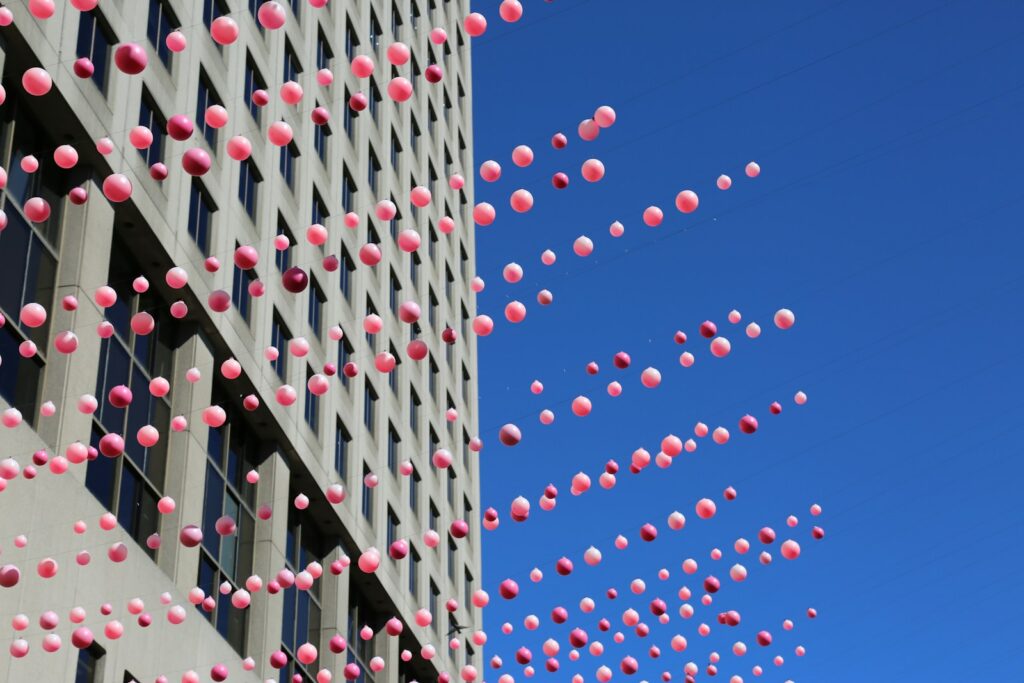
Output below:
[0,1,480,682]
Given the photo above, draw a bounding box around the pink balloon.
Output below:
[505,301,526,323]
[54,145,79,169]
[227,136,253,161]
[643,206,664,227]
[480,160,502,182]
[387,42,411,65]
[594,105,617,128]
[102,174,133,203]
[675,190,699,213]
[581,159,605,182]
[571,396,592,417]
[387,77,413,102]
[211,17,240,45]
[573,235,594,257]
[257,1,287,30]
[114,43,148,75]
[268,121,294,146]
[746,162,761,177]
[500,0,524,22]
[774,308,796,329]
[22,68,53,96]
[473,202,496,226]
[710,337,731,358]
[351,55,375,78]
[512,145,534,167]
[464,13,488,37]
[430,28,448,44]
[281,81,304,105]
[578,119,600,141]
[510,189,534,213]
[717,175,732,190]
[166,30,187,53]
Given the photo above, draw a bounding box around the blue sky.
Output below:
[468,1,1024,680]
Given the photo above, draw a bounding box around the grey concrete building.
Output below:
[0,1,479,682]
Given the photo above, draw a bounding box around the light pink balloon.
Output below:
[512,145,534,167]
[717,175,732,190]
[351,55,375,78]
[643,206,664,227]
[464,13,488,37]
[581,159,605,182]
[210,17,239,45]
[22,67,53,96]
[675,190,699,213]
[510,189,534,213]
[746,162,761,177]
[573,235,594,257]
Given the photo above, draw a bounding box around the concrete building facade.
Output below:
[0,1,480,682]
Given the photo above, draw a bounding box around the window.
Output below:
[75,643,105,683]
[369,11,382,52]
[428,105,437,140]
[196,70,222,148]
[77,9,114,92]
[361,463,374,521]
[280,141,299,192]
[284,39,302,83]
[368,146,381,196]
[231,258,253,324]
[238,159,261,220]
[275,216,296,272]
[314,116,331,165]
[429,356,438,400]
[429,580,440,631]
[270,311,290,380]
[389,269,402,314]
[410,389,420,436]
[464,569,474,604]
[409,55,421,97]
[409,114,421,158]
[312,189,329,227]
[387,422,400,476]
[304,366,320,434]
[343,88,357,141]
[409,546,420,599]
[347,583,382,682]
[199,388,258,655]
[461,303,469,338]
[463,493,473,522]
[345,21,359,62]
[429,499,440,532]
[364,382,377,436]
[462,364,471,402]
[317,27,333,71]
[335,419,350,480]
[428,288,438,329]
[85,241,176,558]
[445,265,454,302]
[203,0,229,31]
[428,223,438,263]
[147,1,177,68]
[281,512,323,681]
[410,252,421,291]
[447,535,456,580]
[390,129,402,170]
[308,277,324,338]
[338,335,354,387]
[391,1,403,36]
[447,468,457,510]
[244,54,267,124]
[388,342,400,395]
[341,168,357,213]
[409,466,420,516]
[339,246,354,302]
[369,80,381,123]
[387,506,400,548]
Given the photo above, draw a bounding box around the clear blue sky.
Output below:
[468,1,1024,680]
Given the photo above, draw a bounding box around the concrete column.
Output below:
[248,450,291,679]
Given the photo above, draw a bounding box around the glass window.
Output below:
[232,257,253,325]
[75,643,105,683]
[147,1,177,68]
[345,21,359,61]
[409,466,420,516]
[338,334,353,388]
[138,91,166,166]
[304,365,320,435]
[197,70,222,148]
[270,311,291,380]
[284,40,302,83]
[343,88,357,141]
[369,11,382,52]
[339,246,354,302]
[409,546,420,599]
[364,382,377,436]
[312,189,329,227]
[335,419,350,480]
[244,54,267,124]
[369,80,381,123]
[314,117,331,165]
[447,535,456,580]
[317,27,333,71]
[187,180,215,255]
[203,0,229,31]
[276,216,296,272]
[387,422,400,476]
[76,9,114,93]
[308,277,324,339]
[409,389,420,436]
[342,168,357,213]
[361,463,374,522]
[387,506,400,548]
[199,387,258,655]
[280,511,323,681]
[85,239,176,558]
[280,141,299,192]
[238,159,261,220]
